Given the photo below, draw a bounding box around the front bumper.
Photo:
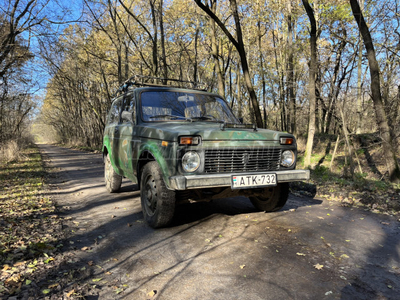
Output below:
[169,169,310,190]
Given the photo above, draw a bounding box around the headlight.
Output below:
[281,150,295,167]
[182,151,200,172]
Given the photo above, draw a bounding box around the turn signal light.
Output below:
[179,136,200,145]
[280,137,294,145]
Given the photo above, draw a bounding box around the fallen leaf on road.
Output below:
[147,290,157,297]
[92,278,103,282]
[317,217,324,220]
[314,263,323,270]
[340,254,349,259]
[240,265,245,269]
[296,253,306,256]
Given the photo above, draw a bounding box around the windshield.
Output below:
[140,91,238,123]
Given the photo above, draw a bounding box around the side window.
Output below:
[122,94,136,124]
[107,97,123,125]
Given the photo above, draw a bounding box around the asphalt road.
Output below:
[38,144,400,300]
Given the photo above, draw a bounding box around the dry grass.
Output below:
[0,136,34,163]
[0,140,23,163]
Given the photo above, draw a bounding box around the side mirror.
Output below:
[238,117,244,124]
[121,111,133,123]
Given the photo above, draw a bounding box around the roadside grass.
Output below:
[295,147,400,216]
[0,146,64,297]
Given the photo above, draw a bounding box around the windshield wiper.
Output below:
[149,114,192,121]
[191,116,224,123]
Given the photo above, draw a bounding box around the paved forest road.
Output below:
[38,144,399,300]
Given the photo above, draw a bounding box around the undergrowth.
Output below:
[295,148,400,216]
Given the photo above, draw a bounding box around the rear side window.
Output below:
[122,94,136,124]
[107,97,123,125]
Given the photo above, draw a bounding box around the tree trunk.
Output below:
[287,0,296,135]
[159,0,168,80]
[302,0,317,168]
[149,0,158,76]
[257,19,266,128]
[356,0,364,134]
[210,0,225,97]
[194,0,263,127]
[350,0,400,182]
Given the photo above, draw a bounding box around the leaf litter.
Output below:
[0,147,100,299]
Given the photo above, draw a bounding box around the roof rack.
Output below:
[112,75,208,97]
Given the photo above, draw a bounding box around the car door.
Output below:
[105,96,124,174]
[118,93,138,183]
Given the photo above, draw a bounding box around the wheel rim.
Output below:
[144,174,157,216]
[258,187,275,202]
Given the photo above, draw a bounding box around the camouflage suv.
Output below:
[103,76,309,228]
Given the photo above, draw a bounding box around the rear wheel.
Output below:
[104,153,122,193]
[249,183,289,212]
[140,161,175,228]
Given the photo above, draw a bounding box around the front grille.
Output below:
[204,148,281,173]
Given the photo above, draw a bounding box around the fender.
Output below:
[138,140,175,189]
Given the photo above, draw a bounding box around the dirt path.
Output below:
[39,144,400,299]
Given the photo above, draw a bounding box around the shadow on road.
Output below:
[33,144,399,300]
[340,221,400,299]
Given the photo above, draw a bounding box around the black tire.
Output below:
[104,153,122,193]
[249,183,290,212]
[140,161,176,228]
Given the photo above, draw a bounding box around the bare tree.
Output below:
[194,0,263,128]
[350,0,400,182]
[302,0,317,167]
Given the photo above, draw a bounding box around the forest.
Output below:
[1,0,400,182]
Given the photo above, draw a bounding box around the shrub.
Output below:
[0,136,34,163]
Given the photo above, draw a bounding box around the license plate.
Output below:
[231,173,277,189]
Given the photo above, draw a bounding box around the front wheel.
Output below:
[249,183,289,212]
[140,161,176,228]
[104,153,122,193]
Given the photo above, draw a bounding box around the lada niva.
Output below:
[103,75,310,228]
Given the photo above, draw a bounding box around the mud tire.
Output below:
[105,153,122,193]
[249,183,290,212]
[140,161,176,228]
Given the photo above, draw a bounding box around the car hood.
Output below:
[137,122,291,142]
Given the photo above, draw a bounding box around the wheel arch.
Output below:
[137,146,171,189]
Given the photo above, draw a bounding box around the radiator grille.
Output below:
[204,148,281,173]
